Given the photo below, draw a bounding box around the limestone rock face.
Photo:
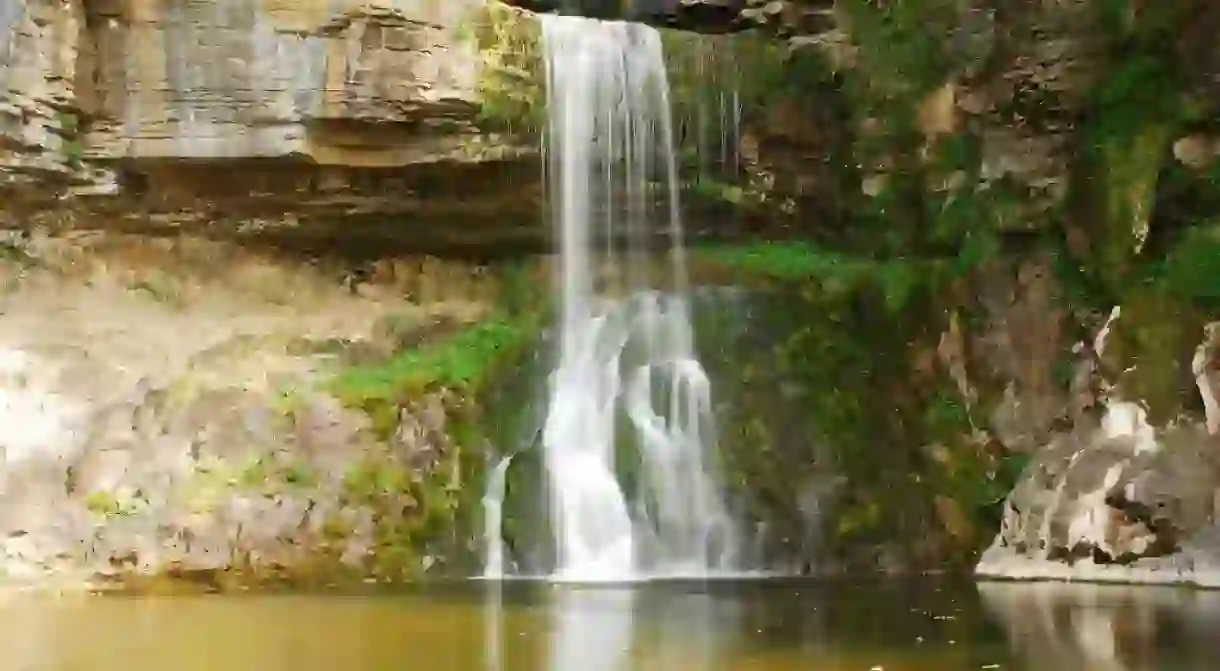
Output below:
[976,303,1220,587]
[1,0,83,184]
[976,408,1220,588]
[84,0,486,160]
[0,232,501,586]
[503,0,758,33]
[1,0,541,255]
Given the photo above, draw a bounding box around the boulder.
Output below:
[976,409,1220,587]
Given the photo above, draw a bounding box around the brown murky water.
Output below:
[0,579,1216,670]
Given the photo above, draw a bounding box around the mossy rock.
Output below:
[695,242,1032,572]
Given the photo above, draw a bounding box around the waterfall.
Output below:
[514,14,735,583]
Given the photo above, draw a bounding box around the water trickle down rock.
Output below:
[977,311,1220,588]
[1192,322,1220,436]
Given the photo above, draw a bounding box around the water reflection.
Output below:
[0,579,1216,670]
[979,581,1220,671]
[548,588,635,671]
[482,582,741,671]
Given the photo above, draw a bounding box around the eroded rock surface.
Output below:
[0,232,500,587]
[1,0,541,255]
[977,401,1220,587]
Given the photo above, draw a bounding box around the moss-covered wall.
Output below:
[692,244,1028,572]
[677,0,1220,572]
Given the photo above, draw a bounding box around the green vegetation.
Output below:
[57,110,84,171]
[321,282,544,577]
[235,455,318,491]
[695,237,1026,568]
[697,241,945,314]
[85,490,141,517]
[1073,55,1183,294]
[839,0,962,99]
[330,314,538,427]
[683,0,1220,572]
[1150,221,1220,305]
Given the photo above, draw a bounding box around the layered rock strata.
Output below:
[1,0,540,256]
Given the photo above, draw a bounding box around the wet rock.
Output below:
[976,414,1220,588]
[975,258,1070,452]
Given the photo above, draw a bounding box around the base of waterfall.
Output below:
[482,291,740,583]
[472,569,782,585]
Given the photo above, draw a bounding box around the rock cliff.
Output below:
[0,231,535,588]
[0,0,558,588]
[675,0,1220,584]
[1,0,540,256]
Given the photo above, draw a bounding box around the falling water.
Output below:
[482,455,514,578]
[482,14,737,582]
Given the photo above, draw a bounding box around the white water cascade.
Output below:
[483,14,737,583]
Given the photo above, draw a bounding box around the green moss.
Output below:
[701,240,1034,569]
[56,110,84,170]
[1147,220,1220,306]
[1103,242,1212,422]
[1069,44,1190,295]
[340,454,432,579]
[1117,298,1196,422]
[697,241,875,282]
[690,179,748,205]
[696,241,947,314]
[839,0,960,99]
[325,301,544,577]
[330,313,539,420]
[234,455,319,492]
[334,406,500,580]
[85,490,139,517]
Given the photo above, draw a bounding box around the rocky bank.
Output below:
[0,0,559,589]
[0,231,539,588]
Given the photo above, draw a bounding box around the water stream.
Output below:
[484,15,736,582]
